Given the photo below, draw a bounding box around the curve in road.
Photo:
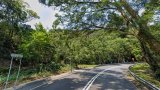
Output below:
[33,63,137,90]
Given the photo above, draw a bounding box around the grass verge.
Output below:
[77,64,97,69]
[130,63,160,88]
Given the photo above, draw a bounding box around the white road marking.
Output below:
[82,66,119,90]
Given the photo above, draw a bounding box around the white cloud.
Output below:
[138,8,145,16]
[24,0,58,29]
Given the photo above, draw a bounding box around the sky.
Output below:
[24,0,58,29]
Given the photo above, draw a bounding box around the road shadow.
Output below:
[17,64,135,90]
[90,70,137,90]
[33,71,97,90]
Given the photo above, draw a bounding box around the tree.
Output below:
[19,24,56,71]
[0,0,38,56]
[39,0,160,77]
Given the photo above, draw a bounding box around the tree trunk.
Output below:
[138,28,160,54]
[137,35,160,78]
[119,0,160,78]
[120,0,160,53]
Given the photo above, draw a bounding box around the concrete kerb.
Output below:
[128,64,160,90]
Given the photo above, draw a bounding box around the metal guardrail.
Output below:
[128,64,160,90]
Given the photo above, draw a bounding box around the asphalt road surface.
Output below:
[34,63,137,90]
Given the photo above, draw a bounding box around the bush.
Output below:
[37,61,61,72]
[155,69,160,80]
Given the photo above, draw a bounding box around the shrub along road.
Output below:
[20,64,137,90]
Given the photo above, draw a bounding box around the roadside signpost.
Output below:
[4,54,23,90]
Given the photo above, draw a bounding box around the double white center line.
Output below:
[82,67,118,90]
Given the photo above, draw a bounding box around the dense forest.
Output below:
[0,0,160,84]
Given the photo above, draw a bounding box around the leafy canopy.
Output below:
[39,0,160,30]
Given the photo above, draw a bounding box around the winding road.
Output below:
[33,63,137,90]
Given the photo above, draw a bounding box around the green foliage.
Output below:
[20,28,141,68]
[39,1,160,77]
[19,24,55,69]
[78,64,97,69]
[0,0,38,59]
[1,0,160,86]
[14,25,142,75]
[39,0,160,30]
